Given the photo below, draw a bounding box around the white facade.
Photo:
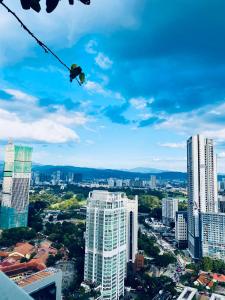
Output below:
[187,135,218,259]
[126,196,138,263]
[162,198,178,226]
[175,211,188,248]
[84,191,127,300]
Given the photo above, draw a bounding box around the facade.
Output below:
[126,196,138,263]
[162,197,178,226]
[84,190,127,300]
[0,142,33,229]
[201,213,225,260]
[187,135,218,259]
[175,211,188,249]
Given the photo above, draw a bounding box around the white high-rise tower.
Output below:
[84,190,138,299]
[84,191,127,300]
[187,135,218,259]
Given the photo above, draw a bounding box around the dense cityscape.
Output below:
[0,135,225,299]
[1,1,225,300]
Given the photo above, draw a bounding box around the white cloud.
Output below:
[0,108,79,143]
[49,108,91,126]
[85,40,97,54]
[0,88,93,143]
[130,97,154,110]
[84,80,124,100]
[159,142,186,149]
[202,128,225,144]
[4,89,37,103]
[95,52,113,69]
[85,80,108,96]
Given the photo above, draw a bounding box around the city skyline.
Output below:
[1,1,225,171]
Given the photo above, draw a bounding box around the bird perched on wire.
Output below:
[20,0,91,13]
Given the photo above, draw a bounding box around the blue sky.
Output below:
[1,0,225,171]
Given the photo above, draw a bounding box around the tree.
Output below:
[0,227,36,247]
[48,215,54,222]
[154,253,176,268]
[202,257,213,272]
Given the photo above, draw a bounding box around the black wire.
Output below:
[0,0,81,85]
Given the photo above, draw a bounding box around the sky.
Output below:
[1,0,225,172]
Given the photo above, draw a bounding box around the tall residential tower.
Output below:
[187,135,218,259]
[0,142,33,229]
[84,190,138,300]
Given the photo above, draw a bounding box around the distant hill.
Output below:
[127,167,166,174]
[31,164,187,181]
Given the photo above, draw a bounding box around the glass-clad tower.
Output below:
[84,191,127,300]
[0,141,33,229]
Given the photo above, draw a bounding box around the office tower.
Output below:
[150,175,156,189]
[0,142,33,229]
[187,135,218,259]
[126,196,138,263]
[175,211,188,249]
[84,190,127,300]
[162,197,178,226]
[201,213,225,260]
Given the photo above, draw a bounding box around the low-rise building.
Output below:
[134,250,144,272]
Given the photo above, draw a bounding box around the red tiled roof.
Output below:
[13,243,34,256]
[213,273,225,283]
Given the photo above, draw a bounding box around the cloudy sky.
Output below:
[1,0,225,171]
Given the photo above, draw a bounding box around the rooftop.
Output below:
[17,268,58,287]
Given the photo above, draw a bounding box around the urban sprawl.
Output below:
[1,135,225,300]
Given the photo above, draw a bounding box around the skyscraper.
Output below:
[0,141,33,229]
[84,190,127,300]
[187,135,218,259]
[126,196,138,263]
